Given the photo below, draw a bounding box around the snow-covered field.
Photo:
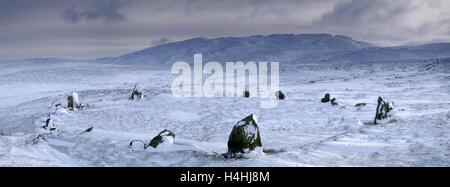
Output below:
[0,34,449,167]
[0,57,448,167]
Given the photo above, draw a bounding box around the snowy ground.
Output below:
[0,59,449,166]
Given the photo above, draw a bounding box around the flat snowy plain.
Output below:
[0,35,449,166]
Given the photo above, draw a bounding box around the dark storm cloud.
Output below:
[316,0,450,44]
[62,0,128,23]
[0,0,449,60]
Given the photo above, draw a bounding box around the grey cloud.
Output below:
[0,0,449,60]
[62,0,128,23]
[315,0,450,45]
[151,37,171,46]
[319,0,407,26]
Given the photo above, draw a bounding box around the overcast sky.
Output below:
[0,0,449,60]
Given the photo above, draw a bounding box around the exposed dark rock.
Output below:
[225,114,262,158]
[355,103,367,107]
[80,127,94,134]
[148,130,176,148]
[321,93,331,103]
[243,90,250,98]
[67,92,80,110]
[331,98,339,106]
[67,96,74,108]
[275,91,286,100]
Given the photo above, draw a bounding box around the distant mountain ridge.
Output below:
[3,34,450,65]
[109,33,376,65]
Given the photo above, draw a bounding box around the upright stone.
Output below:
[130,84,143,100]
[43,118,57,131]
[226,114,262,158]
[67,92,80,109]
[243,90,250,98]
[374,97,393,124]
[331,98,339,105]
[275,91,286,100]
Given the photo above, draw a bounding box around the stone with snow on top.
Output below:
[226,114,262,158]
[148,130,176,148]
[275,91,286,100]
[43,118,57,131]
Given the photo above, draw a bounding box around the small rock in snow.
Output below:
[148,130,176,148]
[275,91,286,100]
[321,93,331,103]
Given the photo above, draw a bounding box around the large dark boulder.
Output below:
[226,114,262,158]
[148,130,176,148]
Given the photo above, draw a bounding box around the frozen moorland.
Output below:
[0,34,449,166]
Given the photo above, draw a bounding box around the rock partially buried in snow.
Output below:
[80,127,94,134]
[275,91,286,100]
[225,114,263,158]
[321,93,338,106]
[321,93,331,103]
[243,90,250,98]
[130,84,144,100]
[148,130,176,149]
[355,103,367,107]
[26,134,46,145]
[331,98,339,106]
[67,92,81,110]
[43,118,57,131]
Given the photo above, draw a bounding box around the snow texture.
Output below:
[0,34,449,166]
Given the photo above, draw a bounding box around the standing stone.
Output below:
[226,114,262,158]
[275,91,286,100]
[321,93,331,103]
[43,118,57,131]
[374,97,393,124]
[67,92,80,109]
[130,84,143,100]
[243,90,250,98]
[148,130,176,148]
